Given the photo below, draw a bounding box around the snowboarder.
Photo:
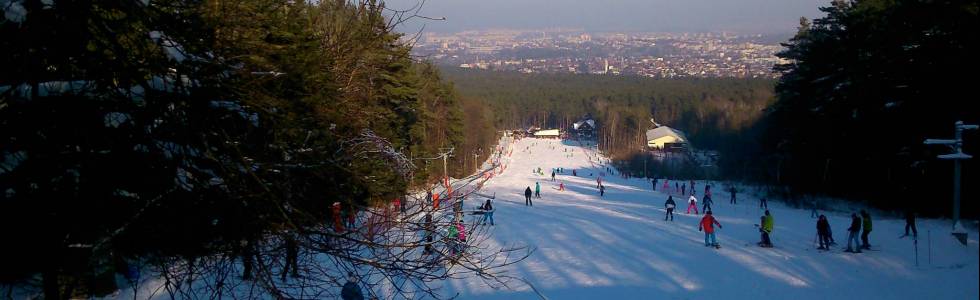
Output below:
[686,195,699,215]
[846,213,863,253]
[729,186,737,205]
[860,210,872,249]
[759,210,774,247]
[759,197,768,209]
[599,184,606,197]
[699,211,722,247]
[902,209,918,238]
[341,272,364,300]
[702,193,713,212]
[524,186,533,206]
[480,199,495,226]
[817,215,832,250]
[664,195,676,221]
[535,182,541,198]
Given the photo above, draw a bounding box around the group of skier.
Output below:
[654,179,895,253]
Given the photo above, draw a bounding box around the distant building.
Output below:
[646,126,688,150]
[533,129,561,138]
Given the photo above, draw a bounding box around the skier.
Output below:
[480,199,495,226]
[681,183,686,196]
[860,210,873,250]
[447,222,460,256]
[551,170,556,181]
[759,197,768,209]
[674,182,679,194]
[810,198,818,218]
[559,181,565,191]
[729,186,737,205]
[422,214,434,256]
[599,184,606,197]
[702,192,713,212]
[664,195,676,221]
[686,194,699,215]
[817,215,832,250]
[524,186,533,206]
[597,177,602,189]
[758,210,774,247]
[663,179,670,191]
[572,169,577,176]
[902,209,918,238]
[845,213,863,253]
[341,272,364,300]
[535,182,541,198]
[281,232,299,280]
[652,178,658,191]
[698,210,722,248]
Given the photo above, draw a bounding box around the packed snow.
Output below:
[440,137,979,300]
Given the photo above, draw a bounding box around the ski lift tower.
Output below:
[924,120,977,245]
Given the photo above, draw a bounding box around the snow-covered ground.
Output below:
[443,137,979,300]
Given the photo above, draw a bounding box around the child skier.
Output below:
[664,195,676,221]
[699,211,722,247]
[686,195,699,215]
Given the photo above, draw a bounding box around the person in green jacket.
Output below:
[860,210,872,249]
[534,182,541,198]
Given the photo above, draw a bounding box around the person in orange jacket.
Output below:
[699,211,722,247]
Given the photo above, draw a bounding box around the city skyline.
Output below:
[385,0,830,35]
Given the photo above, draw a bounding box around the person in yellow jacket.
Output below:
[758,210,774,247]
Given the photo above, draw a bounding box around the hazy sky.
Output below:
[384,0,829,34]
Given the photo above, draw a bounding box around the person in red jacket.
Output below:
[699,211,722,247]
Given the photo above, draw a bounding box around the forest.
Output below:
[0,0,506,298]
[439,67,776,158]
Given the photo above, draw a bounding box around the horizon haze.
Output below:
[385,0,830,34]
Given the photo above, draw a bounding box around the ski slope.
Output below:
[443,138,979,300]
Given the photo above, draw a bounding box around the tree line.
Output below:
[439,67,776,159]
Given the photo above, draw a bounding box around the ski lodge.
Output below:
[646,126,688,150]
[533,129,561,139]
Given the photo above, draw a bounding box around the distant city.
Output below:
[412,29,788,78]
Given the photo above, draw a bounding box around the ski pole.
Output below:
[914,236,919,267]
